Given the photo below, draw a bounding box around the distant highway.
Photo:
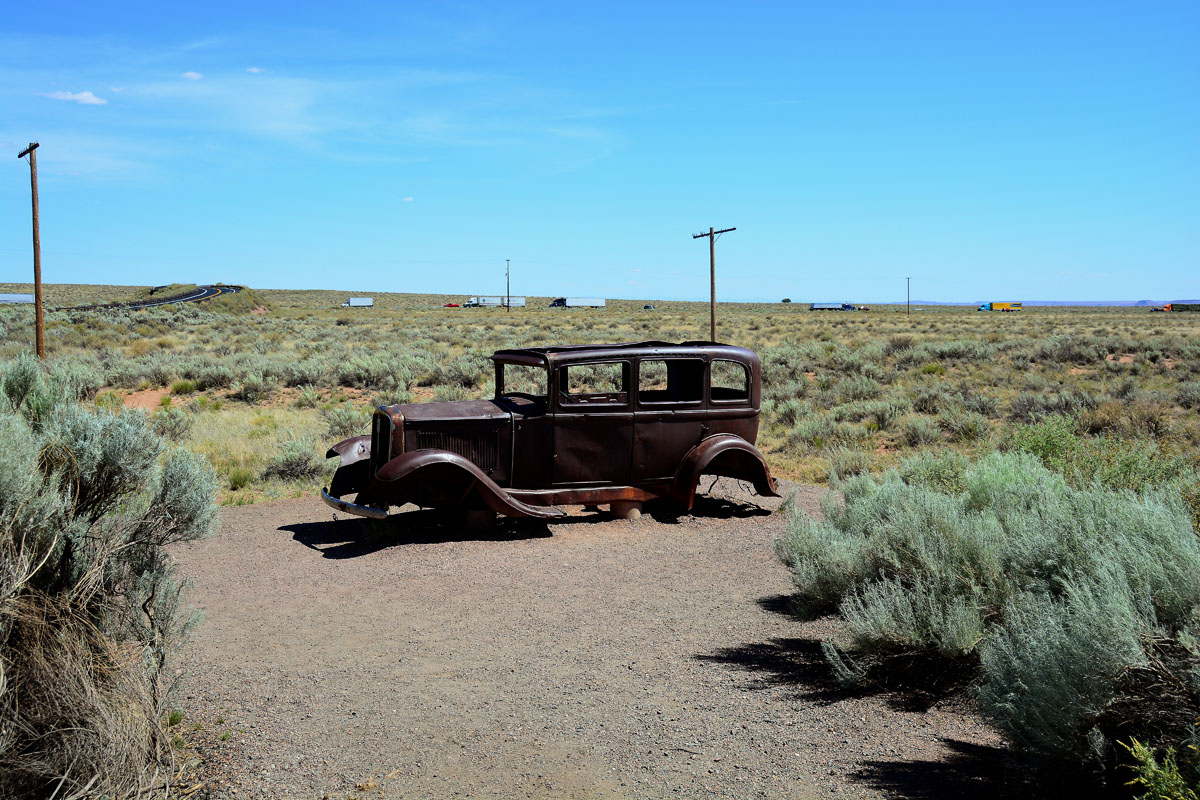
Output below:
[56,285,242,312]
[127,285,240,308]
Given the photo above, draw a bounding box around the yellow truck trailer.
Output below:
[978,302,1022,312]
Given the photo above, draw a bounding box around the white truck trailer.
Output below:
[465,296,525,308]
[549,297,606,308]
[342,297,373,307]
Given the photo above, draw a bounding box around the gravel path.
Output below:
[173,480,1025,799]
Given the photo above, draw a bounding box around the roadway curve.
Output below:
[56,285,243,312]
[127,285,241,309]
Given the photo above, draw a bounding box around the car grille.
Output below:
[416,431,498,472]
[370,411,394,477]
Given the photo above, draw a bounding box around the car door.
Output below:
[552,360,634,485]
[633,357,709,481]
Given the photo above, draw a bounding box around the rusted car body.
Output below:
[322,342,778,522]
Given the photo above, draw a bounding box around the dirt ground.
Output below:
[173,480,1032,800]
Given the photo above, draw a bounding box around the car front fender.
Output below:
[670,434,779,509]
[358,449,565,520]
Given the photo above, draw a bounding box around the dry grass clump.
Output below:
[0,355,218,798]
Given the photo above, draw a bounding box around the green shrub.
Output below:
[827,446,871,480]
[227,465,254,490]
[229,373,277,404]
[775,451,1200,774]
[902,416,941,446]
[151,407,192,442]
[913,386,948,414]
[433,384,470,402]
[1010,389,1097,421]
[962,392,1000,418]
[433,351,487,389]
[939,409,988,442]
[170,379,199,395]
[776,398,812,427]
[322,404,365,439]
[1178,382,1200,410]
[898,450,969,494]
[835,375,882,402]
[788,413,835,450]
[1122,738,1199,800]
[263,439,321,481]
[861,399,907,430]
[294,385,321,409]
[1037,334,1107,365]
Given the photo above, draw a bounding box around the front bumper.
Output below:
[321,488,388,520]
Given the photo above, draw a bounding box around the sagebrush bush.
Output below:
[433,350,488,388]
[1178,382,1200,410]
[151,406,193,442]
[0,356,218,798]
[322,404,366,439]
[827,446,871,479]
[263,438,321,481]
[902,415,941,445]
[229,372,277,404]
[775,451,1200,772]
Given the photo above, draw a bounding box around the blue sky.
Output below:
[2,1,1197,302]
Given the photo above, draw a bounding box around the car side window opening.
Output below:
[499,364,548,399]
[638,359,705,404]
[559,362,629,405]
[710,359,750,402]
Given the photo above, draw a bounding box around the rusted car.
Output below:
[322,342,779,524]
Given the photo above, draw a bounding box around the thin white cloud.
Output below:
[403,196,414,202]
[44,90,107,105]
[246,66,263,73]
[181,71,203,80]
[109,86,125,93]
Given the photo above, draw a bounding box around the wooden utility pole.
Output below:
[906,276,911,316]
[506,259,510,313]
[18,142,44,359]
[692,226,735,342]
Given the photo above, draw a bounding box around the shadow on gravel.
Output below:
[852,740,1061,800]
[727,595,979,711]
[696,636,849,702]
[282,513,552,559]
[643,494,775,525]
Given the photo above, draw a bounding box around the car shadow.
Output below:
[282,511,553,559]
[292,493,775,554]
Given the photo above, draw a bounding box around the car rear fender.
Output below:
[670,434,779,509]
[361,449,565,519]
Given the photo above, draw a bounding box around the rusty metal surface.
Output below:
[508,484,665,505]
[357,449,565,519]
[669,434,779,510]
[324,341,774,520]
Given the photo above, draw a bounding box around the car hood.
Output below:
[396,398,512,424]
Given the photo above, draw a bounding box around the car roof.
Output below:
[490,341,758,366]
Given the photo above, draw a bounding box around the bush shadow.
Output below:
[282,511,553,559]
[715,594,979,713]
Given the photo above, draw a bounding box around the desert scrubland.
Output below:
[2,283,1199,797]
